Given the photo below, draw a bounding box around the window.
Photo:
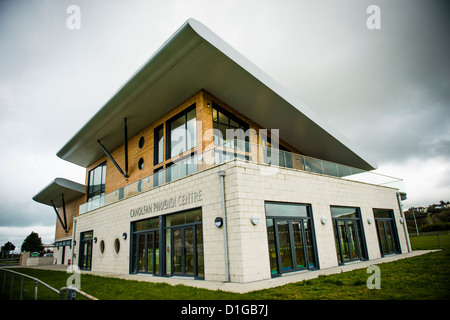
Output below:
[265,202,317,277]
[130,208,203,278]
[166,104,196,160]
[373,209,401,256]
[87,162,106,208]
[100,240,105,255]
[131,217,160,274]
[139,136,145,149]
[138,157,144,170]
[212,102,249,151]
[165,208,204,278]
[114,238,120,255]
[331,206,367,264]
[154,124,164,165]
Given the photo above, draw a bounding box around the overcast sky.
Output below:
[0,0,449,248]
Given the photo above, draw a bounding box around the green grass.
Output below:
[2,234,449,300]
[409,233,450,250]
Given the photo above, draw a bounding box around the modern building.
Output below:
[33,19,409,283]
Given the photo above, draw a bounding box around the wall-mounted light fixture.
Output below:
[399,218,404,224]
[367,218,373,225]
[94,237,97,243]
[250,215,260,225]
[215,217,223,228]
[320,216,327,225]
[122,232,127,240]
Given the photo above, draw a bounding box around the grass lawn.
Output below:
[1,234,449,300]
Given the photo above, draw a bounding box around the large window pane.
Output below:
[265,202,317,277]
[170,114,187,156]
[330,206,358,219]
[87,162,106,203]
[266,219,278,275]
[196,225,204,277]
[277,221,293,272]
[186,108,196,150]
[292,221,305,269]
[154,125,164,165]
[332,206,366,263]
[212,102,248,151]
[167,104,197,159]
[265,202,308,218]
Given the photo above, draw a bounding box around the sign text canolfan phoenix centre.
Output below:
[129,190,203,218]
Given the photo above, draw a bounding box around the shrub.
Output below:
[419,222,450,232]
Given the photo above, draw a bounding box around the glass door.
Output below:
[267,218,317,276]
[135,231,159,274]
[171,226,197,276]
[292,221,306,269]
[277,220,294,272]
[334,219,365,263]
[173,228,183,274]
[79,231,93,270]
[331,206,367,265]
[376,219,398,256]
[373,209,400,257]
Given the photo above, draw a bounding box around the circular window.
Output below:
[100,240,105,254]
[139,136,145,149]
[114,238,120,254]
[138,157,144,170]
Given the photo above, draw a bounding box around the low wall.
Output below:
[20,252,55,266]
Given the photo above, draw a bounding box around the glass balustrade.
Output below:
[79,141,405,214]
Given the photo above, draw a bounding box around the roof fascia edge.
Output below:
[56,19,203,166]
[187,19,377,170]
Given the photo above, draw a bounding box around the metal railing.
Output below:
[80,140,405,214]
[0,268,98,300]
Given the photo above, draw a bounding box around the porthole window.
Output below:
[138,157,144,170]
[139,136,145,149]
[114,238,120,254]
[100,240,105,254]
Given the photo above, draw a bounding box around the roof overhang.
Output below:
[33,178,86,207]
[57,18,377,171]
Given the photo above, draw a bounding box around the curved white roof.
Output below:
[57,18,377,170]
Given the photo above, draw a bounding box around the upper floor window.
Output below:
[166,104,196,159]
[87,161,106,203]
[154,124,164,165]
[212,102,249,151]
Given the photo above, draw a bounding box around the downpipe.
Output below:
[218,170,230,282]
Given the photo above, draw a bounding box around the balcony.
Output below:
[79,141,405,214]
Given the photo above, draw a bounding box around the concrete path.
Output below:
[15,250,436,294]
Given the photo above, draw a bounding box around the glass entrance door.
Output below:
[136,231,159,274]
[79,231,93,270]
[373,209,400,257]
[334,219,365,263]
[172,226,197,276]
[268,218,317,276]
[331,206,367,264]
